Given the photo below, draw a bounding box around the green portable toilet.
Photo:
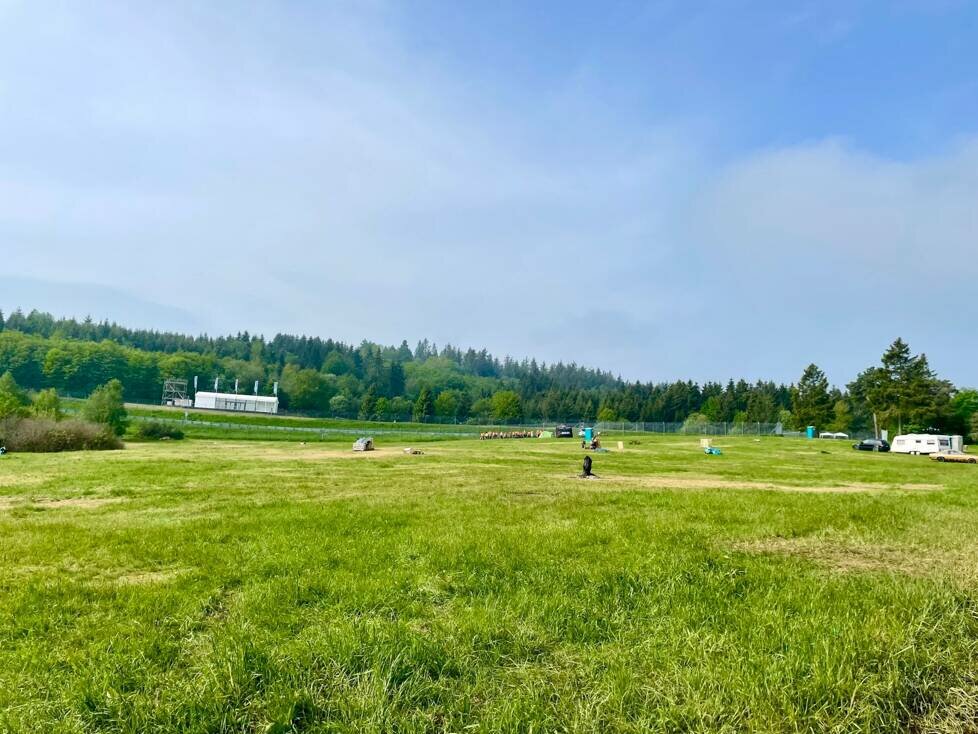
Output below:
[584,427,593,443]
[806,426,815,439]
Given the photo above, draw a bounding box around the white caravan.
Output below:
[890,434,951,455]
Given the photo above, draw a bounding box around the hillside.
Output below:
[0,309,970,435]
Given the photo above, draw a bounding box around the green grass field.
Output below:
[120,403,480,435]
[2,435,977,732]
[64,401,485,444]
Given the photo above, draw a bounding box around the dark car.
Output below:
[853,439,890,452]
[555,424,574,438]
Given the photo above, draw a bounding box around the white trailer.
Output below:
[890,434,951,455]
[193,391,279,414]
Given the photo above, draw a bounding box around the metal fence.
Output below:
[65,396,872,440]
[589,421,872,439]
[112,414,480,439]
[122,412,872,441]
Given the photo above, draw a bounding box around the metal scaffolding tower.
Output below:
[161,378,190,406]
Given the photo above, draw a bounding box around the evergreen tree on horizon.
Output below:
[791,364,833,430]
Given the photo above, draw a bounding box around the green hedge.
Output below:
[135,421,185,441]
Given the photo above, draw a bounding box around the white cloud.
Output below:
[682,138,978,384]
[0,2,694,352]
[0,3,974,385]
[694,138,978,284]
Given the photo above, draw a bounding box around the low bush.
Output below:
[0,417,123,453]
[135,421,185,440]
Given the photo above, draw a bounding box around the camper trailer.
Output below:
[890,434,951,455]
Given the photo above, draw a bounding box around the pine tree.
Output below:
[791,364,833,429]
[900,353,952,431]
[455,391,472,420]
[388,362,405,397]
[413,388,433,422]
[828,400,852,433]
[359,388,377,420]
[851,339,954,433]
[746,391,777,423]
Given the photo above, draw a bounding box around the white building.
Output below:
[193,391,279,414]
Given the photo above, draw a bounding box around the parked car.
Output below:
[930,451,977,464]
[853,439,890,452]
[555,424,574,438]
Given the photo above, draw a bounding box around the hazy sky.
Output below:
[1,1,976,386]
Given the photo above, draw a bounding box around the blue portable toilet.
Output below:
[806,425,815,439]
[584,427,593,444]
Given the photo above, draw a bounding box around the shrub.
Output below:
[135,421,185,440]
[83,379,128,436]
[31,388,63,420]
[682,412,712,433]
[0,417,123,453]
[0,372,29,419]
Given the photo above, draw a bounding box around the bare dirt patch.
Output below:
[5,562,190,586]
[233,446,417,462]
[731,537,978,579]
[113,568,188,585]
[0,496,125,511]
[554,474,942,494]
[34,497,125,509]
[0,474,49,489]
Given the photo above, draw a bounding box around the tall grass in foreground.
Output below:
[0,436,977,732]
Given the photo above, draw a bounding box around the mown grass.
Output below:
[122,403,484,434]
[63,398,485,439]
[1,436,977,732]
[122,421,469,444]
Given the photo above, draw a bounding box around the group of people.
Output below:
[479,430,543,440]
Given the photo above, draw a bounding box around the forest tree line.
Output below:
[0,309,975,436]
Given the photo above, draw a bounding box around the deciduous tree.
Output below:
[0,371,29,419]
[83,379,128,436]
[328,394,350,418]
[359,388,377,420]
[31,388,63,421]
[491,390,522,423]
[434,390,459,418]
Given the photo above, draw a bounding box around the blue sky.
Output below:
[1,1,976,386]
